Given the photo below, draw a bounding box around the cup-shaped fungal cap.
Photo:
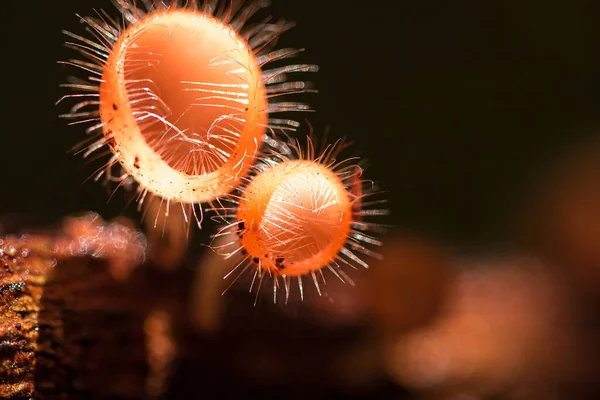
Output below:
[236,160,353,277]
[100,9,267,204]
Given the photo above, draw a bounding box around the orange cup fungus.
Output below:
[58,1,388,302]
[212,139,388,303]
[59,0,316,226]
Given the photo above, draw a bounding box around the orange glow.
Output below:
[60,1,316,227]
[100,9,267,204]
[236,160,353,277]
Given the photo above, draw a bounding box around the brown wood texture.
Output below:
[0,214,181,399]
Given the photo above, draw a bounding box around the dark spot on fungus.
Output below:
[113,103,118,110]
[252,257,259,264]
[15,323,21,330]
[134,156,140,169]
[105,136,116,148]
[275,256,285,269]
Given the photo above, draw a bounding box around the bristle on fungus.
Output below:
[57,0,317,228]
[211,137,388,304]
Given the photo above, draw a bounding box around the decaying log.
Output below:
[0,215,426,399]
[0,214,181,399]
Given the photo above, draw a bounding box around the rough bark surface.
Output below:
[0,215,181,400]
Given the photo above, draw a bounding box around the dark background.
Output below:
[4,0,600,247]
